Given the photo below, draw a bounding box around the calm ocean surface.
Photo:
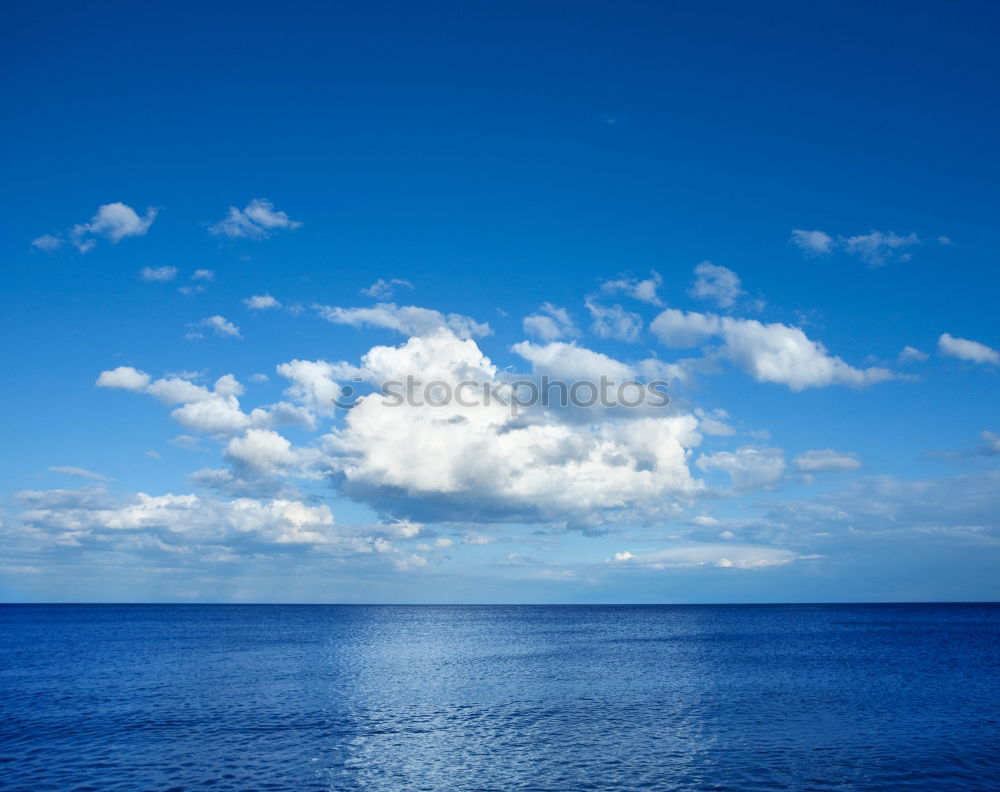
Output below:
[0,604,997,791]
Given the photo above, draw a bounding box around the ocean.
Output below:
[0,604,997,791]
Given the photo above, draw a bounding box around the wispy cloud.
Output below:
[140,266,178,282]
[244,294,281,310]
[790,228,923,267]
[938,332,999,365]
[523,303,579,341]
[32,202,156,253]
[361,278,414,299]
[600,271,663,306]
[48,466,110,481]
[688,261,743,308]
[210,199,301,239]
[315,302,491,338]
[187,316,243,340]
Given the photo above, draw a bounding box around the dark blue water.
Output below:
[1,604,997,791]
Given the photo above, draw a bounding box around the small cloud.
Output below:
[523,302,579,341]
[244,294,281,310]
[394,553,428,571]
[791,228,921,267]
[34,202,156,254]
[192,269,215,281]
[585,298,643,342]
[843,231,919,268]
[316,302,490,338]
[170,435,202,449]
[461,532,496,546]
[361,278,413,299]
[144,450,162,460]
[48,465,110,481]
[210,199,301,239]
[979,431,1000,456]
[189,315,242,339]
[31,234,62,252]
[600,271,663,306]
[793,449,862,473]
[697,446,787,490]
[689,261,743,309]
[249,373,269,383]
[898,345,929,364]
[140,266,178,282]
[938,332,999,365]
[790,229,835,257]
[937,236,955,246]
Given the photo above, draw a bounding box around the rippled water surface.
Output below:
[1,604,997,791]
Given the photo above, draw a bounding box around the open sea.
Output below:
[0,604,997,791]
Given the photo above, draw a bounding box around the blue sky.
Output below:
[2,0,998,603]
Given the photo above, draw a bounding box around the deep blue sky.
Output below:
[2,1,998,603]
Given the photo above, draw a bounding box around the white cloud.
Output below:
[192,269,215,281]
[719,317,895,389]
[610,543,797,569]
[762,469,1000,542]
[585,299,643,342]
[96,366,152,391]
[650,309,896,390]
[14,487,344,548]
[790,228,920,267]
[794,449,862,472]
[171,396,253,435]
[276,359,361,417]
[140,266,177,282]
[512,340,637,384]
[97,369,252,436]
[697,446,786,490]
[244,294,281,310]
[31,234,62,252]
[843,231,919,267]
[362,278,413,299]
[34,203,156,253]
[938,333,999,365]
[600,271,663,305]
[523,303,579,341]
[688,261,743,308]
[649,308,721,347]
[324,329,703,523]
[71,203,157,251]
[694,408,734,436]
[48,466,110,481]
[224,429,319,477]
[192,316,242,339]
[790,229,835,256]
[210,199,301,239]
[316,302,491,339]
[980,431,1000,456]
[96,367,327,442]
[394,553,428,571]
[898,345,929,363]
[462,532,496,546]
